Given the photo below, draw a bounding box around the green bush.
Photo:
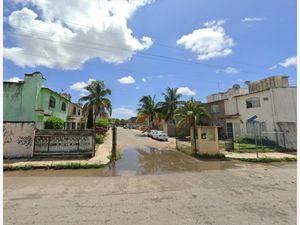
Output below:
[96,117,110,128]
[95,134,105,144]
[44,117,64,129]
[107,151,122,161]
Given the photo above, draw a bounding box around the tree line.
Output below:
[137,87,210,153]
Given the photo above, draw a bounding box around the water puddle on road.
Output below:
[4,147,239,177]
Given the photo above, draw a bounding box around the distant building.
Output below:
[4,71,84,129]
[66,102,85,129]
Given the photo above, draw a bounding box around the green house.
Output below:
[4,71,70,129]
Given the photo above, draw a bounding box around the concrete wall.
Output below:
[3,122,36,158]
[196,126,219,154]
[235,88,297,144]
[236,90,275,136]
[34,129,95,157]
[271,88,297,123]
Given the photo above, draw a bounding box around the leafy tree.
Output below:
[137,95,159,128]
[44,117,64,129]
[79,80,112,128]
[157,87,182,123]
[97,117,110,128]
[175,98,210,154]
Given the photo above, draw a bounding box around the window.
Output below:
[73,107,76,115]
[211,104,220,113]
[49,96,56,108]
[263,97,269,101]
[61,102,66,111]
[246,97,261,108]
[78,109,81,116]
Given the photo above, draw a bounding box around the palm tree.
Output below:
[175,98,209,154]
[79,80,112,128]
[157,87,182,123]
[137,95,159,128]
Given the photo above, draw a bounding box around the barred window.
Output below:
[61,102,66,111]
[246,97,261,108]
[49,96,56,108]
[211,104,220,113]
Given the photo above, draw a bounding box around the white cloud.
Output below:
[176,20,234,61]
[80,93,87,97]
[118,75,135,84]
[177,87,196,96]
[135,86,140,89]
[268,65,278,70]
[141,77,147,82]
[6,76,23,82]
[242,17,265,22]
[280,56,297,68]
[216,66,239,74]
[112,107,135,119]
[70,78,95,92]
[4,1,154,70]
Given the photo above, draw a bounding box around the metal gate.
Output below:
[33,129,95,158]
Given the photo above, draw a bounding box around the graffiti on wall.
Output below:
[3,122,35,158]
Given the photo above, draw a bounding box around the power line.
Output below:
[8,10,270,69]
[8,26,262,76]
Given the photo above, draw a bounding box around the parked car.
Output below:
[152,131,168,141]
[147,129,157,137]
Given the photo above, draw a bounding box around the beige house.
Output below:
[66,102,84,129]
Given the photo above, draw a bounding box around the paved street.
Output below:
[4,128,297,225]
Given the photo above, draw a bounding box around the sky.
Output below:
[3,0,297,119]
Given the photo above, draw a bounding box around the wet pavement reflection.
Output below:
[5,147,240,177]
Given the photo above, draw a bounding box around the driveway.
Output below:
[4,127,297,225]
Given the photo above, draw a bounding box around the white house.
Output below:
[205,75,297,149]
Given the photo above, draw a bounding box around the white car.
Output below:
[147,129,157,137]
[152,131,168,141]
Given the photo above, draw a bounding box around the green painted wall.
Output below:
[4,72,70,129]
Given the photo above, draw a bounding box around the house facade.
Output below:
[66,102,85,129]
[4,71,83,129]
[204,75,297,149]
[204,84,248,139]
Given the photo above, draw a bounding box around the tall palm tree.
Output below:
[79,80,112,128]
[137,95,159,128]
[157,87,182,123]
[175,98,209,154]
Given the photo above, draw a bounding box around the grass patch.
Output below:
[4,162,106,171]
[177,147,228,160]
[177,147,193,156]
[219,142,280,153]
[96,134,106,144]
[236,157,297,163]
[107,150,122,161]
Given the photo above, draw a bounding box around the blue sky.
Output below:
[3,0,297,119]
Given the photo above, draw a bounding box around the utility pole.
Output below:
[111,123,117,162]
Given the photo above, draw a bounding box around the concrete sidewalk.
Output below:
[224,151,297,159]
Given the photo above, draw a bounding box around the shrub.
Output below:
[44,117,64,129]
[96,117,110,128]
[95,134,105,144]
[107,151,121,161]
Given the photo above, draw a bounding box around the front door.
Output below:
[226,123,233,139]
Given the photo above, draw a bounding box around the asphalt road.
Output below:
[4,128,297,225]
